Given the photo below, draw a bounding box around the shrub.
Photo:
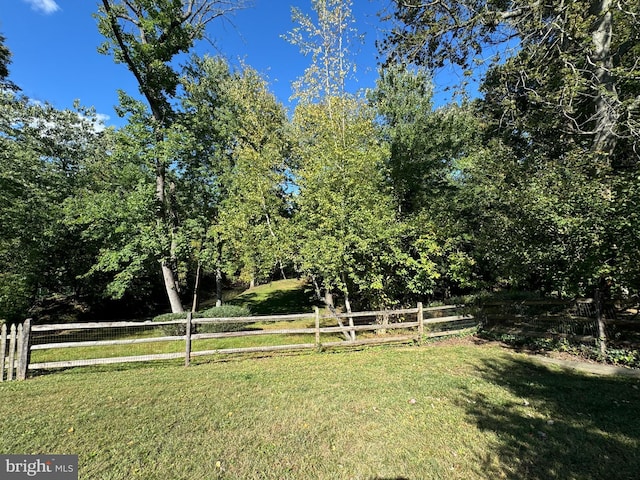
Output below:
[197,305,251,334]
[152,305,253,336]
[152,312,191,336]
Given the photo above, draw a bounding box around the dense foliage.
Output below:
[1,0,638,322]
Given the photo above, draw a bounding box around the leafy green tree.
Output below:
[1,91,108,320]
[64,100,186,303]
[291,97,396,309]
[0,33,17,91]
[96,0,244,312]
[369,65,483,298]
[177,56,237,307]
[178,56,291,302]
[381,0,640,300]
[285,0,408,309]
[217,66,292,287]
[381,0,640,163]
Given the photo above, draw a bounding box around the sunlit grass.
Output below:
[29,328,344,364]
[228,278,321,315]
[3,343,639,479]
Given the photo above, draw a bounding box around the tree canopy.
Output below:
[381,0,640,164]
[2,1,639,323]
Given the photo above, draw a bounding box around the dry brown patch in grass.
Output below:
[429,335,501,348]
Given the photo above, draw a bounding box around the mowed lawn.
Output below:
[2,342,640,479]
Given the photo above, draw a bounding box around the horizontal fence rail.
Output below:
[478,299,640,349]
[0,304,477,378]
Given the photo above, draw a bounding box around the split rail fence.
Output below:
[1,303,475,380]
[480,299,640,347]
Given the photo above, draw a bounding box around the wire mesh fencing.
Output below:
[8,303,478,378]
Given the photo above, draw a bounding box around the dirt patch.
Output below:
[531,355,640,378]
[427,335,501,348]
[429,335,640,377]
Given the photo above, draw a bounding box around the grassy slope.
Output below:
[29,279,338,364]
[2,343,640,479]
[228,278,321,315]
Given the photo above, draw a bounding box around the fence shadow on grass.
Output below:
[461,357,640,480]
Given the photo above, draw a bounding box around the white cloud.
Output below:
[90,113,111,133]
[23,0,61,15]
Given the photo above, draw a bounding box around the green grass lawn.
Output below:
[228,278,321,315]
[2,342,640,479]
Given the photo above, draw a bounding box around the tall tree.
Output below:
[381,0,640,301]
[381,0,640,164]
[283,0,362,103]
[286,0,402,309]
[369,65,483,297]
[96,0,244,312]
[65,99,186,304]
[1,92,108,320]
[217,66,291,287]
[179,56,290,300]
[291,97,397,309]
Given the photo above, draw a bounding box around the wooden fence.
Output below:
[478,299,640,348]
[0,319,31,381]
[1,304,475,380]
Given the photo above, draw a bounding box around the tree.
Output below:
[369,65,483,298]
[64,100,185,304]
[381,0,640,301]
[283,0,363,103]
[217,66,291,287]
[381,0,640,164]
[177,56,238,307]
[0,33,17,91]
[285,0,407,310]
[291,97,397,309]
[179,56,291,301]
[1,91,108,320]
[95,0,245,312]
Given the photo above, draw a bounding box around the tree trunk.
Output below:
[342,274,356,341]
[162,261,184,313]
[311,276,350,341]
[312,275,323,301]
[595,286,607,356]
[263,210,287,280]
[324,290,334,308]
[590,0,618,160]
[344,291,356,341]
[191,261,201,313]
[157,177,185,312]
[215,267,223,307]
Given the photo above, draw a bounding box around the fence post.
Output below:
[185,312,192,367]
[314,307,321,349]
[378,311,389,335]
[417,302,424,343]
[7,324,17,381]
[16,323,23,379]
[0,323,6,382]
[595,288,607,356]
[17,319,32,380]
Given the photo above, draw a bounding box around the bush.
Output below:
[153,312,191,336]
[152,305,252,336]
[197,305,251,334]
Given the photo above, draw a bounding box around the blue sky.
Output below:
[0,0,466,127]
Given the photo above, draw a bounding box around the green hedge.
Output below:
[153,305,251,336]
[197,305,251,334]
